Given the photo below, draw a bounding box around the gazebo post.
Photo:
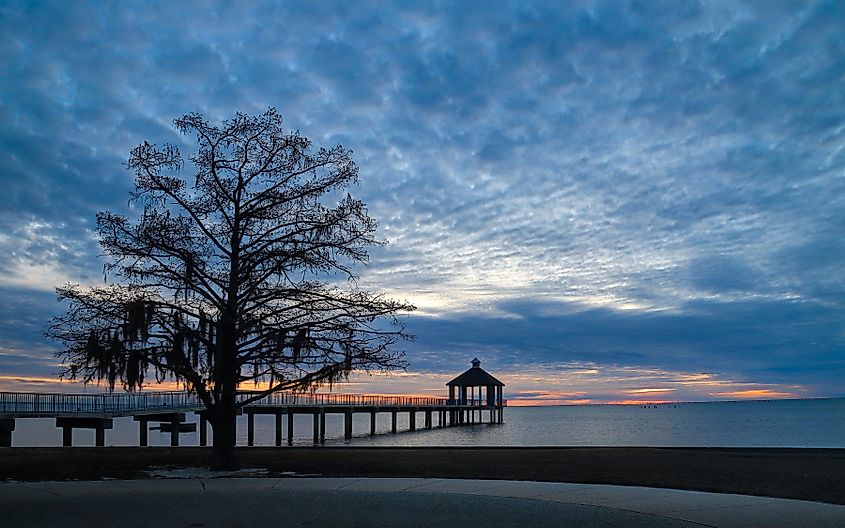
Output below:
[497,387,504,423]
[487,384,494,424]
[475,386,480,423]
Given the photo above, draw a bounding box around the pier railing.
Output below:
[1,391,507,417]
[0,391,203,417]
[447,398,508,407]
[242,392,449,407]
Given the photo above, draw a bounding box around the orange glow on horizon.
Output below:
[709,389,797,399]
[507,398,594,406]
[627,388,675,394]
[0,375,90,392]
[0,374,71,384]
[605,399,677,405]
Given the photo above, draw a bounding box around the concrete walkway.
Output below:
[1,477,843,527]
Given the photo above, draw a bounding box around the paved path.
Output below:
[1,477,843,527]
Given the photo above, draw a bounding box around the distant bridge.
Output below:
[0,390,506,447]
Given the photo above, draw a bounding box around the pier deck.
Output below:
[0,391,506,447]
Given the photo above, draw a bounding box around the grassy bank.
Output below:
[1,446,843,505]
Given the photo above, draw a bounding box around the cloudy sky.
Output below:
[1,0,843,404]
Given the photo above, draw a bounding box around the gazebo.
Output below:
[446,358,505,425]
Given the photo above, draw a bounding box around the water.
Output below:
[357,398,845,448]
[6,398,844,448]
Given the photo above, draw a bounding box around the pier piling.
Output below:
[247,413,255,446]
[344,410,353,439]
[137,417,149,446]
[0,418,14,447]
[343,411,352,440]
[199,414,207,446]
[169,418,178,446]
[56,417,113,447]
[287,412,294,446]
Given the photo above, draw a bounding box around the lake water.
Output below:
[7,398,844,448]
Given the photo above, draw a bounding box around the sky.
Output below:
[1,0,843,404]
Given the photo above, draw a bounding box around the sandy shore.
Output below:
[1,446,843,505]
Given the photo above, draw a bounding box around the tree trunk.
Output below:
[210,311,239,471]
[210,405,239,470]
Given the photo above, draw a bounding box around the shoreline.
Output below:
[1,446,844,505]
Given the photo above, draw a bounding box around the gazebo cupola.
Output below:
[446,358,505,424]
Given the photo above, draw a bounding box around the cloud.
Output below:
[398,295,844,396]
[0,0,843,401]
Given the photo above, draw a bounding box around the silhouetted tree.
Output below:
[45,109,414,469]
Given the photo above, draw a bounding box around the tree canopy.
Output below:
[46,108,414,467]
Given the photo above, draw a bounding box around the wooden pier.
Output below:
[0,389,505,447]
[0,391,202,447]
[236,392,503,447]
[0,359,507,447]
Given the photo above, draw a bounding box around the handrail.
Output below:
[0,390,507,416]
[0,391,202,416]
[445,398,507,407]
[240,392,450,407]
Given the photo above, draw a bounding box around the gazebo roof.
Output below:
[446,358,504,387]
